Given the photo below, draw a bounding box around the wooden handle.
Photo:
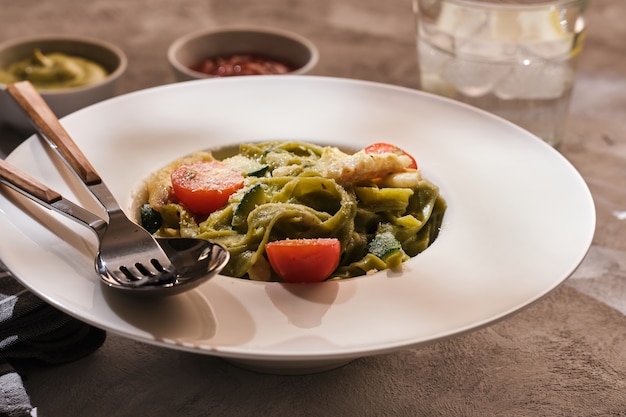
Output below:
[0,159,62,204]
[6,81,102,185]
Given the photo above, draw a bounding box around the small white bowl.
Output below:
[0,34,127,132]
[167,25,319,82]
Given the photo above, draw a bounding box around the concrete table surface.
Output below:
[1,1,625,416]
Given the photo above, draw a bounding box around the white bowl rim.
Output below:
[0,33,128,95]
[167,24,320,78]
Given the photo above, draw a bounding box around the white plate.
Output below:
[0,76,595,374]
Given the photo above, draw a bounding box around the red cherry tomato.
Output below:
[364,142,418,169]
[171,161,244,215]
[265,238,341,283]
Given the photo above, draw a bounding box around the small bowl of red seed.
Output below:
[167,25,319,82]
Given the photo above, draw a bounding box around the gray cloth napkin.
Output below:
[0,264,106,417]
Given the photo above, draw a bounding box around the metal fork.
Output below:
[6,81,177,287]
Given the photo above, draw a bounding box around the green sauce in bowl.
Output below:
[0,49,108,90]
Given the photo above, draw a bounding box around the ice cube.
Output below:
[494,59,574,100]
[417,38,457,97]
[418,37,451,73]
[437,1,489,40]
[521,39,574,60]
[455,37,520,60]
[488,7,575,44]
[443,55,509,97]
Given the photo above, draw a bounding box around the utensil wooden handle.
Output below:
[6,81,102,185]
[0,159,62,204]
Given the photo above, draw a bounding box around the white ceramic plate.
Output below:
[0,76,595,374]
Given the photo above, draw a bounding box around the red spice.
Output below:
[190,54,295,76]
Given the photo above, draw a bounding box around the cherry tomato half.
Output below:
[171,161,244,215]
[265,238,341,283]
[364,142,418,170]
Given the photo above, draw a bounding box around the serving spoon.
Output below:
[2,81,229,296]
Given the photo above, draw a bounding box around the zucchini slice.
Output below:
[232,183,266,230]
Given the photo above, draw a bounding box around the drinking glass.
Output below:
[413,0,588,147]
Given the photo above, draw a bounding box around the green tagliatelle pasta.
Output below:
[141,140,446,281]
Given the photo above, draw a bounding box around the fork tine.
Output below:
[109,265,175,287]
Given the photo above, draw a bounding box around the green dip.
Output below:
[0,49,108,90]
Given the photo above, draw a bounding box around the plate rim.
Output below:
[0,75,596,364]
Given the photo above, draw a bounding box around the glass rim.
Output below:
[425,0,588,11]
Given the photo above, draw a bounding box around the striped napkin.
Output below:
[0,262,106,417]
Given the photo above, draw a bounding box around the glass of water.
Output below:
[413,0,588,147]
